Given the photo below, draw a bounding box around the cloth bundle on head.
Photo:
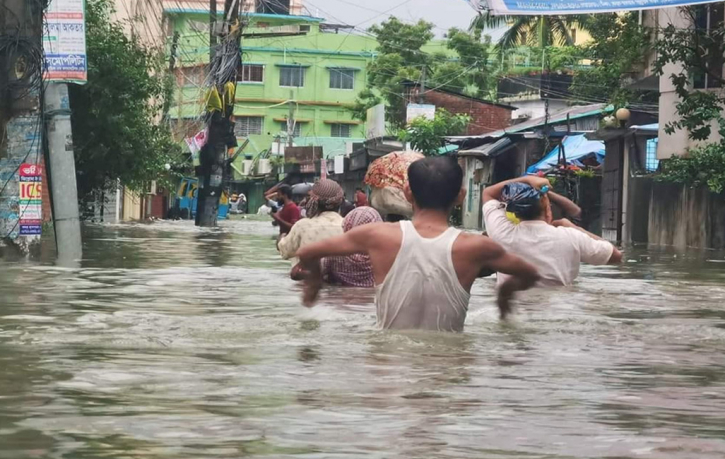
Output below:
[305,179,344,218]
[343,206,382,232]
[322,206,382,287]
[501,182,548,216]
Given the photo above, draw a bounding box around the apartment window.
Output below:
[280,121,301,137]
[570,28,577,43]
[235,117,264,136]
[239,64,264,83]
[330,123,351,138]
[693,3,724,89]
[279,66,306,87]
[330,68,355,90]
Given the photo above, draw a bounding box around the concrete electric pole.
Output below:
[44,83,83,264]
[196,0,243,227]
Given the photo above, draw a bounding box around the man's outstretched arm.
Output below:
[553,218,622,265]
[297,225,375,306]
[479,239,540,319]
[548,191,582,219]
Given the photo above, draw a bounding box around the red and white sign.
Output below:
[18,163,43,236]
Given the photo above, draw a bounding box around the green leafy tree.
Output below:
[397,109,470,156]
[354,18,494,128]
[470,12,583,49]
[653,6,725,142]
[69,0,182,201]
[439,27,494,98]
[650,6,725,192]
[571,13,651,106]
[658,143,725,193]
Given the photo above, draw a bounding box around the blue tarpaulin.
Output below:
[487,0,721,15]
[526,135,605,174]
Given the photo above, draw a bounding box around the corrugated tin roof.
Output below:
[457,138,513,158]
[447,103,612,143]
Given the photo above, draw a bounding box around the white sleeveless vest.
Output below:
[375,221,470,332]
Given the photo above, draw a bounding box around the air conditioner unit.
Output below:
[242,160,253,175]
[271,142,285,155]
[257,159,272,175]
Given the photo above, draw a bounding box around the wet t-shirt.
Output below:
[483,200,614,286]
[277,202,301,235]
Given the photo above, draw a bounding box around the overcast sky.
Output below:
[301,0,505,39]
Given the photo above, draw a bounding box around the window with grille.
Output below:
[330,123,351,138]
[239,64,264,83]
[279,66,305,87]
[235,117,264,136]
[693,3,724,89]
[280,121,301,137]
[329,68,355,90]
[645,138,660,172]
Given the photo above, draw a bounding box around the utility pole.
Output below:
[419,66,427,104]
[196,0,242,227]
[45,83,83,264]
[287,90,295,147]
[210,0,217,63]
[162,31,180,124]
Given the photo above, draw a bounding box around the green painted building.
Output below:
[165,6,379,179]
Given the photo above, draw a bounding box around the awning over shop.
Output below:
[526,135,605,174]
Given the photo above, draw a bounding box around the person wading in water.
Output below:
[297,156,540,330]
[482,175,622,287]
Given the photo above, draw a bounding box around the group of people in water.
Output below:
[265,156,621,332]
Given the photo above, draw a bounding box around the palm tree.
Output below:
[470,12,585,50]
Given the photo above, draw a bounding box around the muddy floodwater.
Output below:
[2,217,725,459]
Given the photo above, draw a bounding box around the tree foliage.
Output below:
[470,12,584,50]
[354,17,494,128]
[397,109,470,156]
[653,6,725,142]
[658,143,725,193]
[571,13,651,106]
[69,0,182,201]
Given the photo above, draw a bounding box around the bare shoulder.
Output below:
[346,221,400,241]
[455,232,505,260]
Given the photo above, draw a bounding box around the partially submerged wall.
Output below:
[648,182,725,250]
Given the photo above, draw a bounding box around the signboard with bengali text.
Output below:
[18,164,43,236]
[43,0,87,83]
[486,0,722,15]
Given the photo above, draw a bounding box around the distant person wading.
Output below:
[278,179,346,279]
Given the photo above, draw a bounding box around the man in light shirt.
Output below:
[278,179,346,278]
[482,176,622,286]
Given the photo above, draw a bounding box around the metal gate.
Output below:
[601,140,624,242]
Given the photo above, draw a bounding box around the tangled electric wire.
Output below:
[0,35,45,102]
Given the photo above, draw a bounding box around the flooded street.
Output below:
[2,217,725,459]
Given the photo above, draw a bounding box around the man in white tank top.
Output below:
[296,156,541,332]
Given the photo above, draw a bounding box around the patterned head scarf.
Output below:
[343,206,382,232]
[321,206,382,288]
[305,179,344,218]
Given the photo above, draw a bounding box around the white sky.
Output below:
[301,0,507,39]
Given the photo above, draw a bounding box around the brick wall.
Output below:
[421,90,513,136]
